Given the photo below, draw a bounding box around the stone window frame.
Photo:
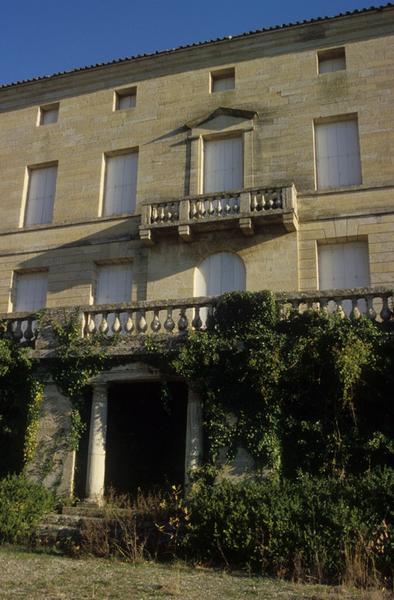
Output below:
[312,113,362,191]
[187,112,256,196]
[90,258,135,306]
[98,147,139,217]
[209,67,235,93]
[113,86,137,111]
[37,103,59,126]
[317,47,346,74]
[9,267,49,313]
[19,160,59,229]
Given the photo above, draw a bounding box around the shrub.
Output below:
[184,469,394,583]
[0,473,54,544]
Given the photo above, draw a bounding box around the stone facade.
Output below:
[1,5,394,498]
[0,6,393,311]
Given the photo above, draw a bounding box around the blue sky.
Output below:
[0,0,381,85]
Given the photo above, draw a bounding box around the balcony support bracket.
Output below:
[178,224,193,242]
[239,217,254,236]
[139,227,155,246]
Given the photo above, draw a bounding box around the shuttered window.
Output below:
[318,48,346,73]
[318,242,370,290]
[115,87,137,110]
[40,104,59,125]
[95,264,132,305]
[194,252,246,297]
[314,119,361,189]
[25,165,57,226]
[211,69,235,92]
[14,272,48,312]
[204,137,243,193]
[104,153,138,215]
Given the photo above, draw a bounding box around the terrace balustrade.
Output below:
[1,288,392,349]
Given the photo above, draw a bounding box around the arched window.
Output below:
[194,252,246,297]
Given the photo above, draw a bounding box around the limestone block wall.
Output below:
[0,7,393,308]
[25,383,75,496]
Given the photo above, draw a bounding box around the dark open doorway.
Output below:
[104,381,187,495]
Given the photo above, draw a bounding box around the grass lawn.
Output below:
[0,546,388,599]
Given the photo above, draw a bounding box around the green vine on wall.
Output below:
[171,291,394,478]
[47,309,116,450]
[23,381,44,464]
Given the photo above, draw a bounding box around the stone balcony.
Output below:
[139,185,298,243]
[1,288,393,353]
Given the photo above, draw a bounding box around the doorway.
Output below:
[104,381,188,494]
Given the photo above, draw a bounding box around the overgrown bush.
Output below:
[0,474,54,544]
[174,291,394,478]
[184,469,394,584]
[0,335,34,476]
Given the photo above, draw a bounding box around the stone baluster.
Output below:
[99,312,109,334]
[87,314,97,336]
[206,305,215,329]
[112,312,122,334]
[151,206,158,223]
[192,307,203,330]
[172,202,179,220]
[14,320,23,342]
[32,319,39,341]
[125,311,135,334]
[319,297,329,314]
[380,295,392,322]
[178,308,188,331]
[208,198,215,216]
[366,295,377,321]
[137,310,147,333]
[151,309,161,332]
[164,307,175,332]
[197,200,205,217]
[350,298,361,319]
[190,199,198,219]
[335,298,345,318]
[24,318,34,342]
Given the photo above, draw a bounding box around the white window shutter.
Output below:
[25,166,57,226]
[204,137,243,193]
[118,94,136,109]
[315,120,361,189]
[212,76,234,92]
[15,272,48,312]
[96,264,132,304]
[104,153,138,215]
[319,56,346,73]
[194,252,246,296]
[319,242,369,290]
[41,107,59,125]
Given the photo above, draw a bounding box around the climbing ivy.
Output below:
[0,332,35,476]
[1,294,393,483]
[23,381,44,464]
[47,309,116,449]
[173,291,394,478]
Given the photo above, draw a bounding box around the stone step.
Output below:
[44,513,103,526]
[62,505,133,518]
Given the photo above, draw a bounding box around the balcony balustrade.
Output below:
[0,288,392,350]
[139,185,298,243]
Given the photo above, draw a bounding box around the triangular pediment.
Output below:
[186,107,257,130]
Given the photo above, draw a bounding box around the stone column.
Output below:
[184,387,203,486]
[86,383,108,503]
